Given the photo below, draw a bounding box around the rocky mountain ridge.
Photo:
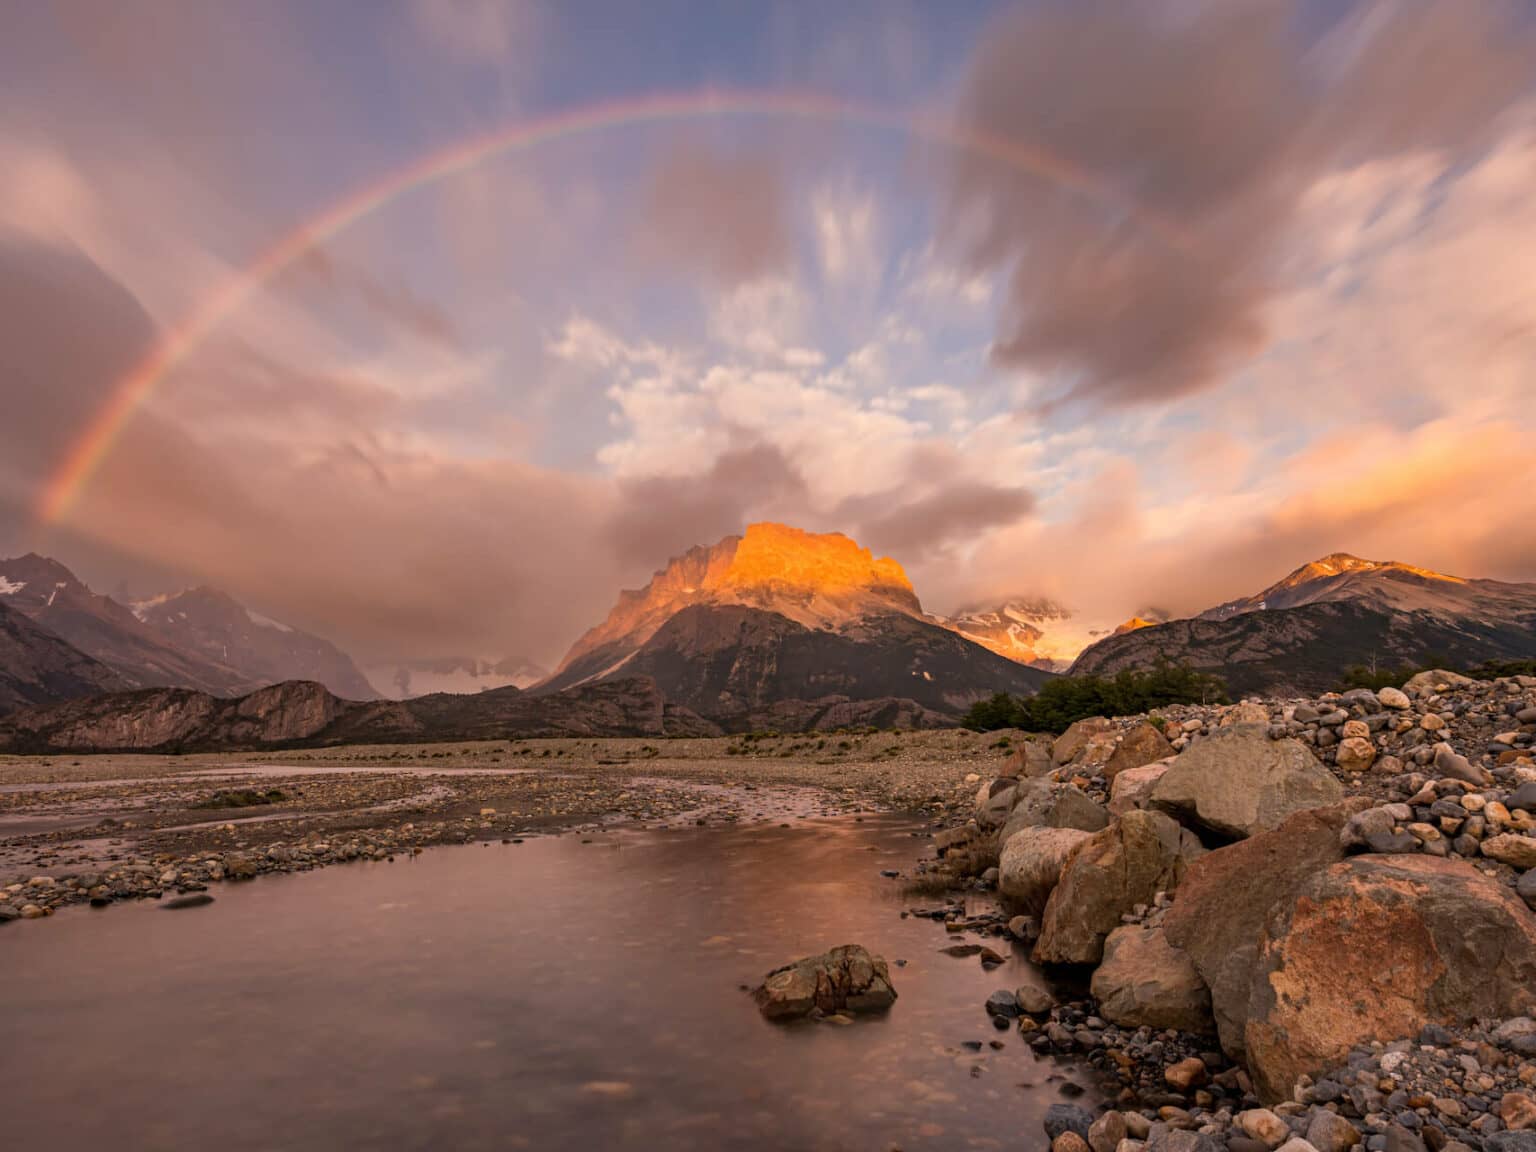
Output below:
[1072,554,1536,695]
[0,599,128,714]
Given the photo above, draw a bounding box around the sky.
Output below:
[2,0,1535,669]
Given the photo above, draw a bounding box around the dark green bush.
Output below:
[962,664,1228,734]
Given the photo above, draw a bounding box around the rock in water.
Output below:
[1151,726,1345,839]
[1245,854,1536,1102]
[1091,923,1215,1034]
[1035,810,1205,966]
[1162,800,1371,1061]
[752,944,897,1021]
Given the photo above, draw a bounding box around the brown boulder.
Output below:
[999,826,1094,914]
[1091,923,1214,1033]
[1245,854,1536,1102]
[1104,721,1175,781]
[1035,810,1205,966]
[999,779,1110,842]
[1053,716,1113,766]
[1163,800,1371,1060]
[1151,726,1344,840]
[752,944,897,1020]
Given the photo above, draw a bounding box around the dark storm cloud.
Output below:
[845,481,1036,561]
[943,0,1536,407]
[608,440,809,567]
[635,141,792,285]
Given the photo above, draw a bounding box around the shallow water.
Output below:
[0,815,1090,1151]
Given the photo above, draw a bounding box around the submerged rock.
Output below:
[752,944,897,1021]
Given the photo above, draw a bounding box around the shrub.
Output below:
[962,664,1228,735]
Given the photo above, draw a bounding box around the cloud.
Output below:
[846,480,1036,561]
[941,0,1536,408]
[635,141,791,286]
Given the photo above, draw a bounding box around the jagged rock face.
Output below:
[0,554,250,696]
[0,600,127,715]
[560,603,1050,726]
[545,523,922,691]
[1244,854,1536,1103]
[131,587,377,700]
[1072,555,1536,696]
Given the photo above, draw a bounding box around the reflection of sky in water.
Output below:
[0,815,1093,1150]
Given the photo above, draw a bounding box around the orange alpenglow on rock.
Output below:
[1112,617,1158,636]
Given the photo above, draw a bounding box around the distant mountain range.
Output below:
[1071,553,1536,694]
[932,598,1161,670]
[533,522,1050,724]
[0,554,374,709]
[2,539,1532,739]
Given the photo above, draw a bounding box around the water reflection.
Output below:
[0,815,1089,1151]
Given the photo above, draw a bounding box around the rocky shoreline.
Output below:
[919,669,1536,1152]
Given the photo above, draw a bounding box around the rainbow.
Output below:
[37,88,1179,525]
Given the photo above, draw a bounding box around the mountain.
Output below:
[0,599,129,715]
[364,656,548,699]
[1071,553,1536,695]
[0,554,251,696]
[537,522,1051,721]
[0,676,719,754]
[130,586,377,699]
[933,598,1151,670]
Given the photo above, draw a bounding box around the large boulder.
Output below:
[976,779,1019,830]
[999,779,1110,842]
[999,826,1094,913]
[1054,717,1114,766]
[1162,800,1371,1060]
[1151,727,1345,840]
[1245,854,1536,1102]
[1003,740,1054,779]
[1092,923,1215,1033]
[1104,721,1175,781]
[1402,669,1477,695]
[752,944,897,1020]
[1035,810,1205,966]
[1110,760,1173,816]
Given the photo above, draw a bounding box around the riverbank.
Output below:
[0,727,1014,916]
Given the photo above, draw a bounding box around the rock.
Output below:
[1403,670,1476,694]
[1274,1141,1322,1152]
[1092,923,1215,1034]
[1163,801,1370,1060]
[977,780,1020,830]
[1502,1091,1536,1131]
[752,944,897,1020]
[1000,780,1111,841]
[1305,1110,1361,1152]
[1483,834,1536,869]
[1432,742,1487,785]
[1005,741,1055,779]
[999,826,1093,914]
[1378,687,1411,710]
[1151,727,1345,840]
[1486,1135,1536,1152]
[1105,722,1176,781]
[1222,702,1272,728]
[1518,868,1536,912]
[1088,1112,1128,1152]
[1054,718,1115,766]
[160,893,214,910]
[1046,1102,1096,1143]
[1238,1108,1293,1149]
[1036,810,1205,966]
[1111,760,1173,816]
[1335,737,1377,773]
[1244,855,1536,1102]
[985,989,1020,1017]
[1509,782,1536,812]
[1165,1055,1208,1091]
[1014,980,1056,1016]
[1054,1135,1091,1152]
